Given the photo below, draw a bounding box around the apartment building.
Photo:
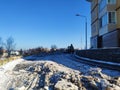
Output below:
[87,0,120,48]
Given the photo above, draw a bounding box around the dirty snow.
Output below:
[0,54,120,90]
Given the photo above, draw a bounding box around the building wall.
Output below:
[91,36,98,48]
[116,0,120,29]
[107,4,117,32]
[117,11,120,29]
[102,30,119,47]
[99,25,108,36]
[91,20,99,37]
[99,2,117,35]
[116,0,120,46]
[91,0,98,11]
[87,0,119,48]
[91,5,98,24]
[90,0,99,48]
[91,0,99,37]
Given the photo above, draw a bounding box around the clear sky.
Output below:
[0,0,91,49]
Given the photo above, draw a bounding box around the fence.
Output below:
[76,48,120,63]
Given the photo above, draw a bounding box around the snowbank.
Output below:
[0,54,120,90]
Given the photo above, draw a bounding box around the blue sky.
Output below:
[0,0,91,49]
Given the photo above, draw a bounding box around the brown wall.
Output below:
[91,20,99,37]
[117,11,120,29]
[91,0,98,11]
[116,0,120,29]
[91,0,99,37]
[116,0,120,10]
[108,24,117,32]
[91,5,98,23]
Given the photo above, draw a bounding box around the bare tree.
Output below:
[0,37,3,48]
[0,37,4,57]
[5,37,16,57]
[50,45,57,53]
[67,44,74,54]
[51,45,57,50]
[70,44,74,54]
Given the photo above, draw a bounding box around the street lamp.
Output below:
[76,14,87,49]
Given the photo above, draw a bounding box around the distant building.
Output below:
[11,51,20,56]
[86,0,120,48]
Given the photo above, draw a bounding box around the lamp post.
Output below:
[76,14,87,49]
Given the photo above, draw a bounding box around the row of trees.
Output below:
[23,44,75,56]
[23,47,50,56]
[0,36,75,57]
[0,37,15,57]
[23,45,58,56]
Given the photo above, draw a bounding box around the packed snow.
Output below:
[0,54,120,90]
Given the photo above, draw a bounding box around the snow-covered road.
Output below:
[0,54,120,90]
[37,54,120,76]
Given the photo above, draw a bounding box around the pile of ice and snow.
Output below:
[0,54,120,90]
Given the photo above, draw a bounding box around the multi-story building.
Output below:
[87,0,120,48]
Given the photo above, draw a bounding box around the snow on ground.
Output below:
[41,54,120,77]
[0,59,24,71]
[0,54,120,90]
[0,59,24,90]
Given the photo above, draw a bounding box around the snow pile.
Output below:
[0,59,24,90]
[0,61,82,90]
[55,79,78,90]
[1,59,24,71]
[0,54,120,90]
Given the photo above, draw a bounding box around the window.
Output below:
[99,0,107,12]
[99,0,116,12]
[99,12,116,28]
[108,12,116,24]
[99,13,108,28]
[108,0,116,4]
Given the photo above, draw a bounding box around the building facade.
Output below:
[87,0,120,48]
